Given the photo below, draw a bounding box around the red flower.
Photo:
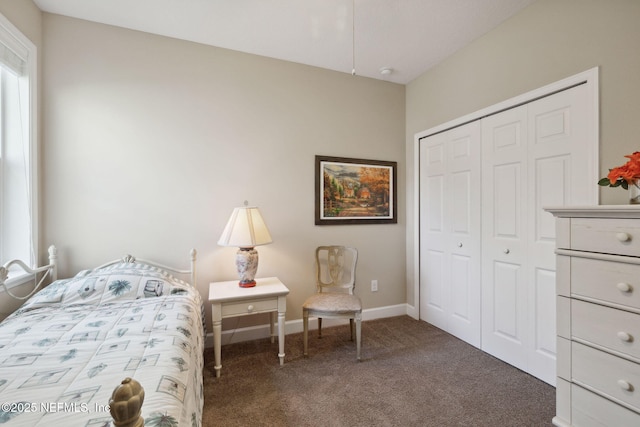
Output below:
[599,151,640,189]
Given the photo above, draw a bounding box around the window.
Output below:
[0,12,37,288]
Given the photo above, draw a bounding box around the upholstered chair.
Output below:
[302,246,361,360]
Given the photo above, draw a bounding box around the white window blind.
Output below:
[0,19,27,76]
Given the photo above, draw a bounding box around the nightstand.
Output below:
[208,277,290,378]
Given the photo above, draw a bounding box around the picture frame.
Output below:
[315,155,397,225]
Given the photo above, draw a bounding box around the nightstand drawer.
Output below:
[572,299,640,360]
[573,342,640,412]
[571,218,640,256]
[221,297,278,317]
[571,257,640,311]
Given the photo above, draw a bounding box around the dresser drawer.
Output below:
[572,384,640,427]
[571,257,640,311]
[221,298,278,317]
[572,342,640,412]
[571,218,640,256]
[572,299,640,360]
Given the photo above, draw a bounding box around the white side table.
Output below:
[208,277,289,378]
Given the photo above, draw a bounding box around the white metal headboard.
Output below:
[0,247,198,302]
[0,245,58,300]
[93,249,198,287]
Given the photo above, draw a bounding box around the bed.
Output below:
[0,246,204,426]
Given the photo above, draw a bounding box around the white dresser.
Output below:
[548,206,640,426]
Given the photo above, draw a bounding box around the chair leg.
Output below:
[355,312,362,361]
[349,318,354,341]
[303,309,309,357]
[318,317,322,338]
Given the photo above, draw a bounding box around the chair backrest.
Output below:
[315,246,357,295]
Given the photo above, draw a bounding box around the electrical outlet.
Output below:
[371,279,378,292]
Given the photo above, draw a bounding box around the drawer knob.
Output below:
[617,379,634,392]
[247,305,254,312]
[457,243,463,248]
[616,232,632,242]
[617,282,633,293]
[504,249,510,254]
[617,331,634,342]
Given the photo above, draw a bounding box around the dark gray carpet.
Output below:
[203,316,555,426]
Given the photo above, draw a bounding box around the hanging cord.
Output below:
[351,0,356,76]
[0,261,51,300]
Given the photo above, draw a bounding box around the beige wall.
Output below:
[405,0,640,307]
[41,14,406,330]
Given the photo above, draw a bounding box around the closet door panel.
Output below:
[450,168,474,331]
[447,124,481,346]
[420,121,481,347]
[534,156,569,242]
[482,105,529,370]
[450,171,471,234]
[534,267,557,359]
[421,249,447,328]
[447,122,481,347]
[526,85,591,384]
[450,253,471,322]
[425,176,444,234]
[492,261,526,343]
[493,163,522,238]
[485,261,528,370]
[529,84,591,206]
[420,132,448,330]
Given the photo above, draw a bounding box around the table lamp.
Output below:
[218,205,272,287]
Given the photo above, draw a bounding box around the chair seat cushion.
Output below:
[303,293,362,314]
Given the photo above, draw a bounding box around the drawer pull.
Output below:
[504,249,510,254]
[616,232,632,242]
[617,331,634,342]
[247,305,254,313]
[457,242,463,248]
[616,282,633,293]
[617,379,634,392]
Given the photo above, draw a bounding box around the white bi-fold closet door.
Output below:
[481,84,593,385]
[418,78,597,385]
[419,121,481,348]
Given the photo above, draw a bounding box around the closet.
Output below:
[418,72,598,385]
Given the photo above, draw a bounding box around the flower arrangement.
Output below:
[598,151,640,189]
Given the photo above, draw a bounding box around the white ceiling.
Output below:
[33,0,536,84]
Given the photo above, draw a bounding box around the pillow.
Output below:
[18,262,194,311]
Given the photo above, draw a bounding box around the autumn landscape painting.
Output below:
[316,156,396,225]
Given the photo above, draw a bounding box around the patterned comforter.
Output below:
[0,262,204,426]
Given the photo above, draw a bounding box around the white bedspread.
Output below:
[0,262,204,426]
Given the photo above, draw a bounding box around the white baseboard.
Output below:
[204,303,409,348]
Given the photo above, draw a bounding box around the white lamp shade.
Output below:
[217,207,273,248]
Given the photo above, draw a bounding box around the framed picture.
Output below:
[315,155,397,225]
